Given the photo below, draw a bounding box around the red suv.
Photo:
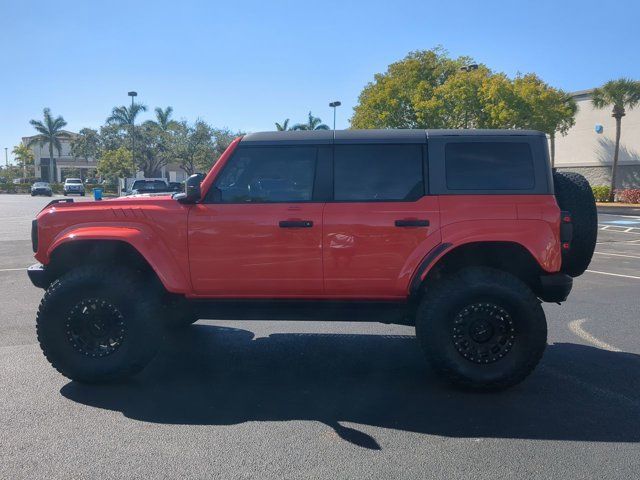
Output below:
[28,130,597,390]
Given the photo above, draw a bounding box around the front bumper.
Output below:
[27,263,49,289]
[538,273,573,303]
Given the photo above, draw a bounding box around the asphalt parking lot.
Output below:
[1,194,639,479]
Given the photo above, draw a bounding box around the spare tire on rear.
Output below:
[553,171,597,277]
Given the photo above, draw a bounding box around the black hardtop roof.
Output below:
[240,129,545,145]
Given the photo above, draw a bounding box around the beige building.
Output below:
[22,131,98,182]
[23,131,187,183]
[554,89,640,188]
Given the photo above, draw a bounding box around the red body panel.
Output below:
[35,197,192,293]
[34,140,563,300]
[322,197,441,298]
[437,195,562,273]
[188,203,324,297]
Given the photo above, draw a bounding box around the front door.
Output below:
[188,144,325,297]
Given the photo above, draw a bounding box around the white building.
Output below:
[554,89,640,188]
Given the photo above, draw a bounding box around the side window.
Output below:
[445,142,535,190]
[212,146,317,203]
[334,144,424,201]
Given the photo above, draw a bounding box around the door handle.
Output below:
[395,219,429,227]
[279,220,313,228]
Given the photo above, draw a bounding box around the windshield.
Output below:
[33,182,48,187]
[66,179,82,184]
[132,180,168,191]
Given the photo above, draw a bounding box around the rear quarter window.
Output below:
[445,142,535,190]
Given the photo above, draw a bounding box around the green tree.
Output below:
[292,112,329,131]
[97,147,135,182]
[351,48,471,128]
[70,128,101,162]
[591,78,640,201]
[275,119,290,131]
[27,108,70,182]
[511,74,577,166]
[12,144,35,177]
[171,120,215,175]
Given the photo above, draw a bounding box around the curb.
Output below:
[597,206,640,216]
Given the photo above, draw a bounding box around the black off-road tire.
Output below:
[36,266,162,383]
[553,170,597,277]
[416,267,547,391]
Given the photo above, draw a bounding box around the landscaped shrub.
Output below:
[617,189,640,204]
[591,186,611,202]
[0,183,31,194]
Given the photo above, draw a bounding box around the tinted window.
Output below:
[213,146,316,203]
[445,142,535,190]
[334,145,423,201]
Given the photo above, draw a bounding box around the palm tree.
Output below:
[106,102,148,127]
[28,108,70,182]
[145,106,177,132]
[592,79,640,201]
[275,119,290,131]
[292,112,329,131]
[107,102,147,171]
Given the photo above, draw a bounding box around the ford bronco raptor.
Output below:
[28,130,597,390]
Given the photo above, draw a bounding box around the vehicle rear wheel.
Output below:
[416,267,547,391]
[36,266,162,383]
[553,170,597,277]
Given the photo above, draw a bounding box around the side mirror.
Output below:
[176,173,204,204]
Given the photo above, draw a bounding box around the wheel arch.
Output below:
[411,241,547,300]
[44,228,190,293]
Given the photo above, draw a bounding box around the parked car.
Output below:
[127,179,172,195]
[30,182,53,197]
[63,178,85,196]
[27,129,597,390]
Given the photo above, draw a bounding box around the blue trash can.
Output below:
[93,188,103,201]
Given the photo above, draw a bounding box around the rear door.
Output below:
[323,144,441,298]
[188,145,329,297]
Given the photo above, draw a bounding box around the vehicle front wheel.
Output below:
[416,267,547,391]
[36,266,162,383]
[161,295,199,329]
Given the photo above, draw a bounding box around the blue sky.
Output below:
[1,0,639,162]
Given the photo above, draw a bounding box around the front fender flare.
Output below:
[46,225,190,294]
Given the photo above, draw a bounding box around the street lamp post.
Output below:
[329,101,341,130]
[128,91,137,169]
[4,147,7,167]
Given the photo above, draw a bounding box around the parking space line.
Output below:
[586,269,640,280]
[569,319,621,352]
[0,268,24,272]
[593,251,640,260]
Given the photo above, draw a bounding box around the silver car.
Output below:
[63,178,85,196]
